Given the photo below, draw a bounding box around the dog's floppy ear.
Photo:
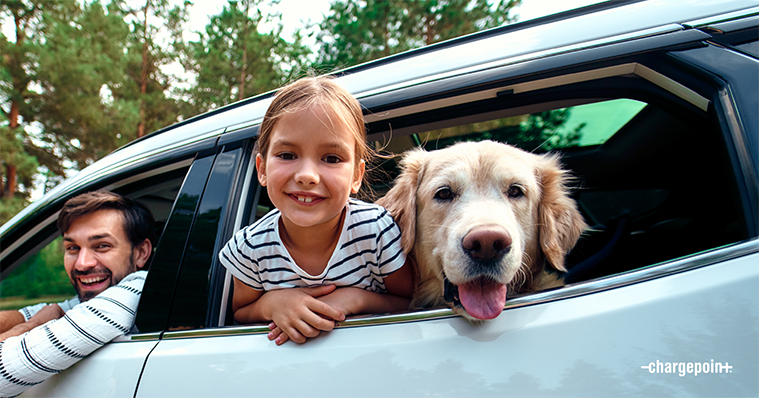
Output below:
[376,149,427,254]
[536,154,588,272]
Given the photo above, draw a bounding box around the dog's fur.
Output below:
[377,140,587,321]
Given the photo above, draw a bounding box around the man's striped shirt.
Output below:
[0,271,146,398]
[219,199,406,293]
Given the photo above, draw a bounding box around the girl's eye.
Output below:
[277,153,296,161]
[323,155,341,164]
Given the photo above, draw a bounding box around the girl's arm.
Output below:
[269,258,415,345]
[231,277,345,344]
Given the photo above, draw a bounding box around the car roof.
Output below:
[2,0,757,236]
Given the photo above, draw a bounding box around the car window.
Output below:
[363,60,748,286]
[381,98,648,155]
[0,237,74,311]
[0,164,189,313]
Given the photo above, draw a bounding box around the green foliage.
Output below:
[180,0,304,116]
[315,0,520,71]
[420,109,584,153]
[34,1,139,170]
[0,237,75,301]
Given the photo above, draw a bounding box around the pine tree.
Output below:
[315,0,520,71]
[120,0,188,138]
[180,0,306,116]
[0,0,50,223]
[33,1,138,171]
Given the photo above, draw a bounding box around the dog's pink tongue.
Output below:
[458,278,508,320]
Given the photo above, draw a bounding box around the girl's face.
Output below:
[256,104,365,232]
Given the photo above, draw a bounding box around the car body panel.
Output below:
[134,248,758,397]
[22,340,159,398]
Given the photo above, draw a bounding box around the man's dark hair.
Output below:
[57,191,156,250]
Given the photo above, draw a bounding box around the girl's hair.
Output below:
[256,76,373,171]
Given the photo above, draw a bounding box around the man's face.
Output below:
[63,209,146,301]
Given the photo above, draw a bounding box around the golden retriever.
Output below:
[377,140,587,321]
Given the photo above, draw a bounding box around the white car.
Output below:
[1,0,757,396]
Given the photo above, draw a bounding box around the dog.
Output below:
[377,140,587,321]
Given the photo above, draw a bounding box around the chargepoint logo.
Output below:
[641,360,733,377]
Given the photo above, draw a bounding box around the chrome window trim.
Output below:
[225,118,264,134]
[120,332,163,342]
[164,239,757,340]
[0,160,193,265]
[364,62,710,124]
[685,6,759,28]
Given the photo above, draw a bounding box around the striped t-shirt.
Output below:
[219,199,406,293]
[0,271,145,397]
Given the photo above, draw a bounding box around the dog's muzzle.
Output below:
[443,276,463,309]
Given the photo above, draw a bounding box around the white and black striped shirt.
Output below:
[220,199,406,293]
[0,271,146,398]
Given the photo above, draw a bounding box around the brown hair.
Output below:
[57,191,156,249]
[255,76,373,173]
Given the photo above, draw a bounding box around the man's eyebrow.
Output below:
[62,233,114,242]
[88,233,114,241]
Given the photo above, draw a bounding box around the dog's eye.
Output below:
[434,187,454,201]
[507,184,524,199]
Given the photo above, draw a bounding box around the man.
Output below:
[0,191,155,397]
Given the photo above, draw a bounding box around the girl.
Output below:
[219,77,413,345]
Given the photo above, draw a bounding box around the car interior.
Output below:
[360,76,746,288]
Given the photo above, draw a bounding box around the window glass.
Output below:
[380,98,647,154]
[0,237,75,311]
[1,165,189,315]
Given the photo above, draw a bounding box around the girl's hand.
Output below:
[264,285,345,345]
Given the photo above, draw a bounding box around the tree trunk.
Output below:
[238,0,251,101]
[138,3,149,138]
[4,12,25,199]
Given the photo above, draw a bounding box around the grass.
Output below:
[0,295,75,311]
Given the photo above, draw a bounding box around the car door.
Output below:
[133,15,758,397]
[15,135,217,397]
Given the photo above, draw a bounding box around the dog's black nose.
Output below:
[462,227,512,262]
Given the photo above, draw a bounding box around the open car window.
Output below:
[0,163,190,313]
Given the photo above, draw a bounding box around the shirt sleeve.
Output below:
[376,206,407,276]
[219,228,264,290]
[0,271,146,398]
[17,304,48,323]
[18,297,81,322]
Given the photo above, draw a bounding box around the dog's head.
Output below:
[378,140,587,321]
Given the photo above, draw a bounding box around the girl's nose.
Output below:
[75,248,98,271]
[295,160,320,185]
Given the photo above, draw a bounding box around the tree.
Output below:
[33,1,139,171]
[180,0,305,116]
[122,0,189,138]
[315,0,520,71]
[0,0,57,223]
